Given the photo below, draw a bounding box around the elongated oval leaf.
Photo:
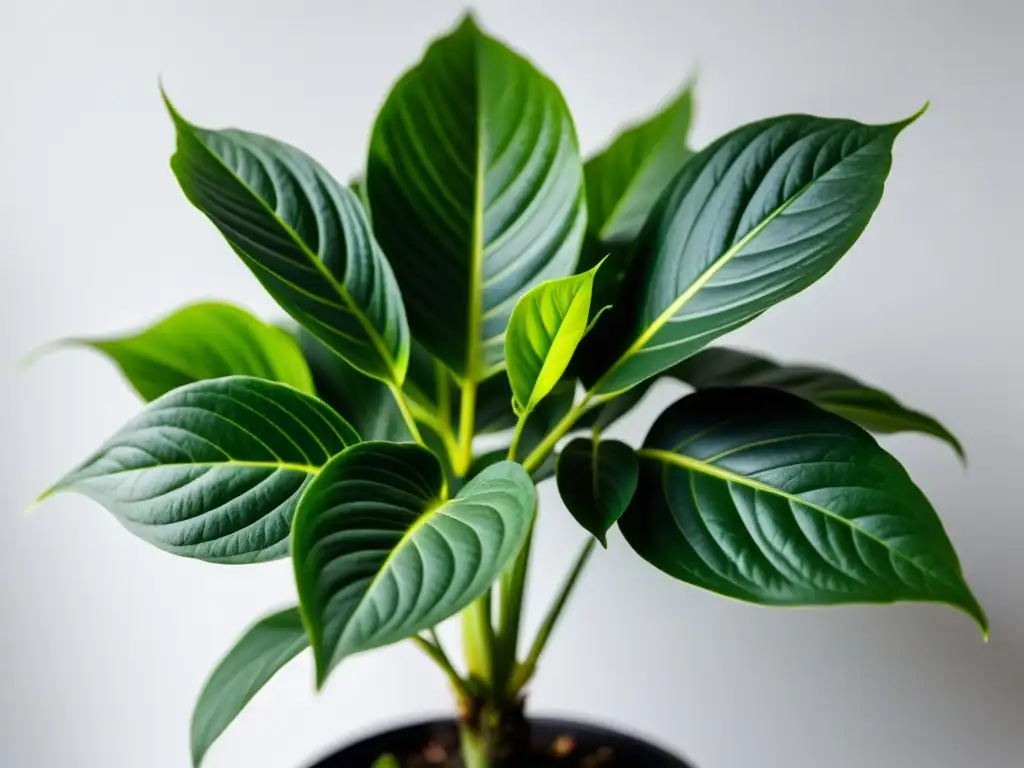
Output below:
[367,15,587,380]
[191,607,308,767]
[620,388,985,630]
[164,94,409,386]
[292,442,535,685]
[556,438,638,546]
[40,377,359,562]
[673,346,964,459]
[42,302,313,402]
[505,265,599,412]
[583,109,924,396]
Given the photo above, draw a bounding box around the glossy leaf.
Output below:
[41,377,359,562]
[583,110,924,396]
[366,15,586,380]
[620,388,985,629]
[291,442,535,685]
[45,302,314,402]
[164,94,410,386]
[673,347,964,459]
[556,438,638,546]
[191,607,308,767]
[505,266,599,412]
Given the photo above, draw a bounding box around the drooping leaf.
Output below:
[556,438,638,546]
[191,607,308,767]
[582,109,925,396]
[291,441,535,685]
[366,15,587,380]
[164,93,409,386]
[41,302,314,402]
[40,377,359,563]
[505,265,600,412]
[620,388,985,630]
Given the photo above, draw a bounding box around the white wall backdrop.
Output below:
[1,1,1021,766]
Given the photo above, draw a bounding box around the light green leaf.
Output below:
[505,265,599,412]
[38,302,314,402]
[366,14,586,380]
[621,387,985,631]
[191,607,308,767]
[581,109,925,396]
[291,441,535,686]
[556,438,638,546]
[672,346,965,460]
[164,93,409,387]
[40,376,359,563]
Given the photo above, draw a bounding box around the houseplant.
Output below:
[33,11,986,767]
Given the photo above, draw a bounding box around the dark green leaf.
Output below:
[672,346,963,459]
[582,109,925,396]
[42,302,314,402]
[291,441,535,685]
[366,15,586,380]
[164,93,409,386]
[556,438,638,546]
[620,388,985,630]
[191,607,308,767]
[40,377,359,563]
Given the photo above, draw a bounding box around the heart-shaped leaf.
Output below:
[505,265,599,412]
[583,109,924,396]
[556,438,638,546]
[164,94,410,387]
[42,302,314,402]
[620,388,985,630]
[672,346,964,460]
[191,607,308,767]
[291,441,535,685]
[40,377,359,563]
[366,15,586,380]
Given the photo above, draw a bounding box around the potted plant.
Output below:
[32,12,985,768]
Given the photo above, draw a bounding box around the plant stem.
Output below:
[459,724,492,768]
[455,376,477,476]
[507,411,528,463]
[494,513,534,697]
[510,538,596,694]
[410,634,473,702]
[521,392,606,473]
[386,382,425,445]
[462,589,495,687]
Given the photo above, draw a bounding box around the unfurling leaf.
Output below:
[291,442,535,686]
[40,377,359,563]
[556,438,638,546]
[620,388,986,631]
[191,607,308,767]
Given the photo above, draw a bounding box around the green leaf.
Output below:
[505,265,599,412]
[164,93,410,387]
[291,441,535,685]
[620,388,986,631]
[191,607,308,767]
[582,109,925,396]
[585,81,695,245]
[40,376,359,563]
[366,15,587,380]
[556,438,638,546]
[672,347,964,460]
[41,302,314,402]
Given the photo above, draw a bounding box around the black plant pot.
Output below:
[308,718,692,767]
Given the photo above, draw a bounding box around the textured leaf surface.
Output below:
[165,95,409,385]
[620,388,985,629]
[291,442,535,684]
[505,266,598,411]
[584,111,922,396]
[42,377,359,562]
[191,607,308,767]
[673,347,964,459]
[556,438,638,546]
[51,302,313,402]
[366,15,586,380]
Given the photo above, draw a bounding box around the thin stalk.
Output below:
[510,538,597,694]
[461,589,495,688]
[506,410,528,463]
[454,376,477,476]
[494,514,534,698]
[410,634,473,702]
[521,392,609,473]
[387,382,425,445]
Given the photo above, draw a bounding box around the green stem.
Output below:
[510,538,596,694]
[454,376,477,476]
[459,724,492,768]
[521,392,606,473]
[494,513,534,697]
[462,589,495,688]
[410,634,473,702]
[387,382,425,446]
[507,410,528,463]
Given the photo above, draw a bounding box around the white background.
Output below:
[1,1,1022,766]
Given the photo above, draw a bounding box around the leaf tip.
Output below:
[894,101,930,132]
